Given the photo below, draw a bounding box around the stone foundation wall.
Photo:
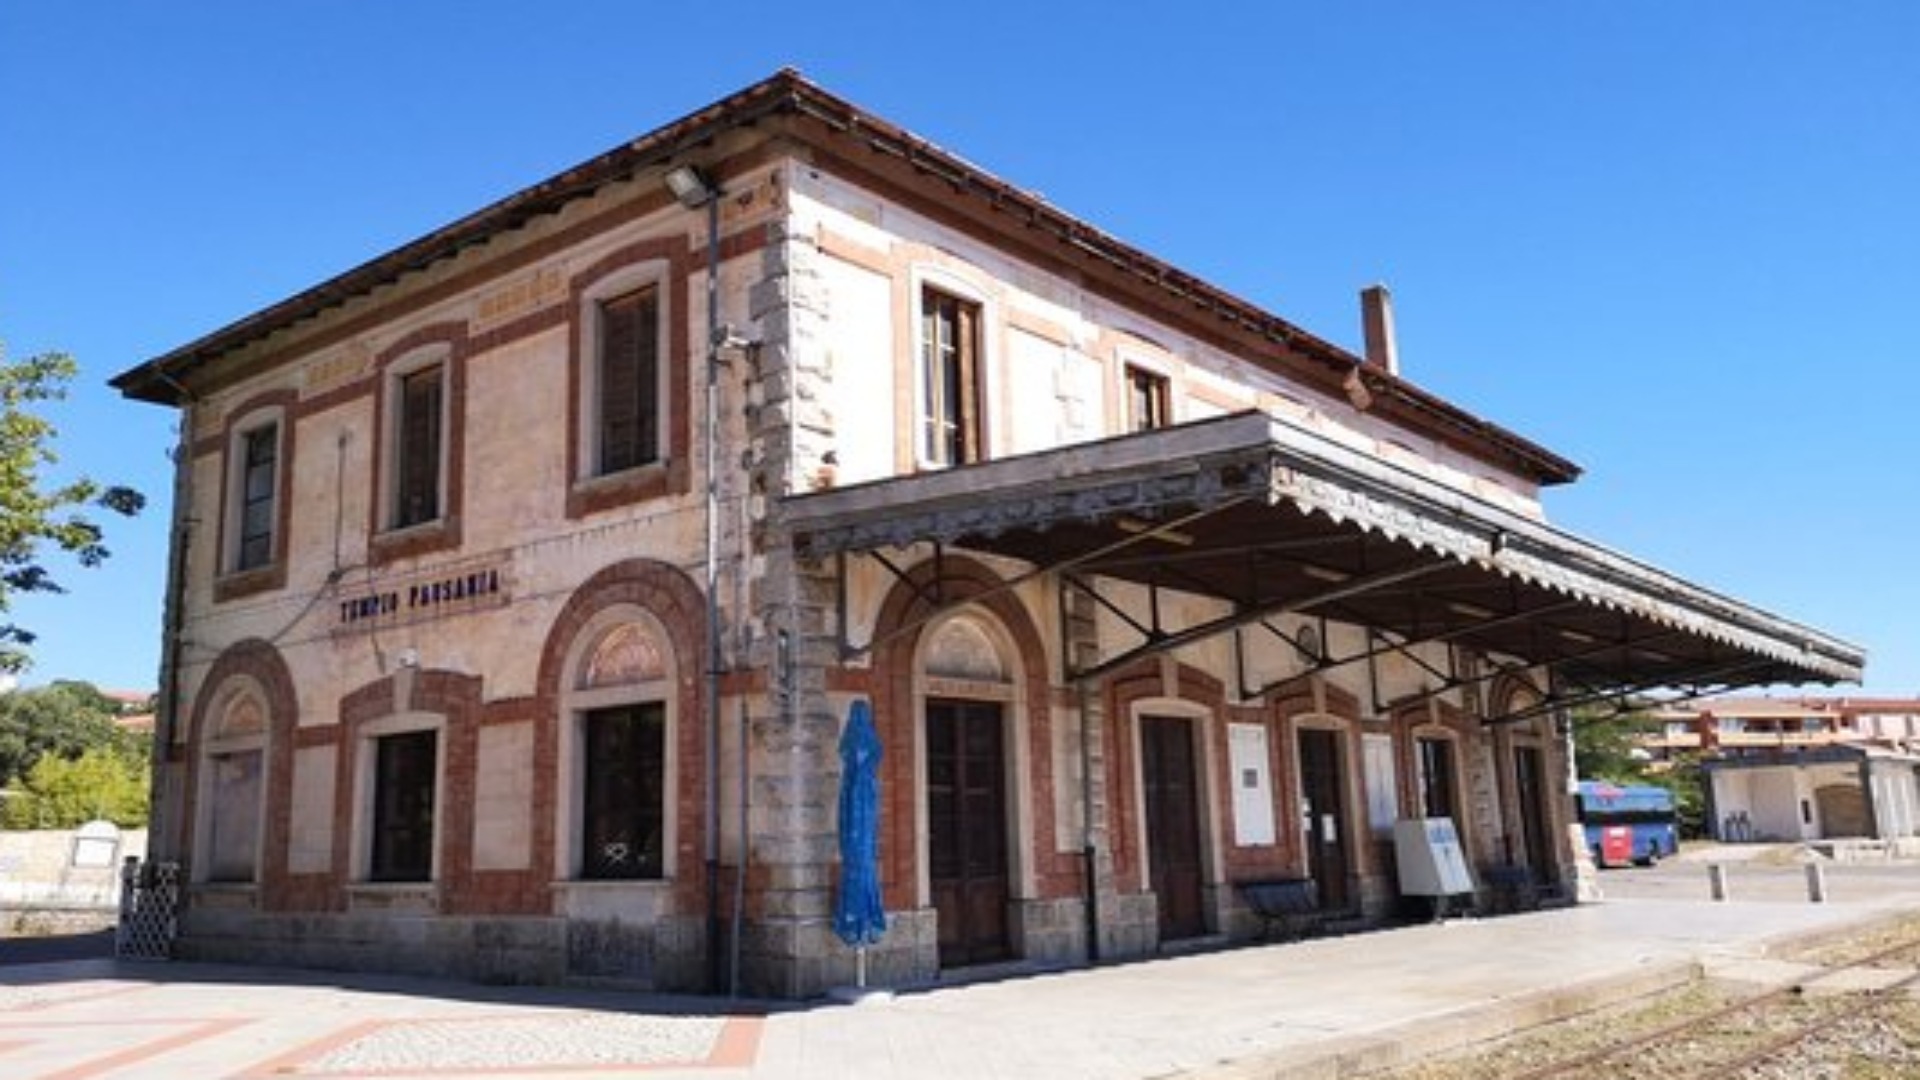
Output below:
[0,827,147,937]
[176,909,715,990]
[1015,896,1088,964]
[0,828,147,909]
[1099,891,1160,960]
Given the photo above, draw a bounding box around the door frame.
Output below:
[1509,736,1559,881]
[1126,698,1220,903]
[1133,708,1214,940]
[923,696,1014,966]
[911,608,1033,912]
[1290,713,1357,909]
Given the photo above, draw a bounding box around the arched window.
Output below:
[562,612,676,881]
[201,682,269,884]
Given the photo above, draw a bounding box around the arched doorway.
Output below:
[920,613,1016,968]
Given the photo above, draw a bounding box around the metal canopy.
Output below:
[784,411,1864,713]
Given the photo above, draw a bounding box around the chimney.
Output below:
[1360,284,1399,376]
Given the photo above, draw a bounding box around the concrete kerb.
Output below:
[1734,904,1918,961]
[1188,904,1918,1080]
[1184,959,1703,1080]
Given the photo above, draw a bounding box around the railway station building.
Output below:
[113,70,1864,998]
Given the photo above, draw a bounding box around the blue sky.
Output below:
[1,3,1914,695]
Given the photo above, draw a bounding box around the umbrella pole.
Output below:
[856,944,868,989]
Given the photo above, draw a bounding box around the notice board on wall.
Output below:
[1228,723,1276,846]
[1363,733,1397,838]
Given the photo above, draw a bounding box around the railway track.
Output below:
[1390,917,1920,1079]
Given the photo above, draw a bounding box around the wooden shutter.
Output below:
[598,286,660,474]
[395,366,442,527]
[955,299,981,462]
[920,289,984,466]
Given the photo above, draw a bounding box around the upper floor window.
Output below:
[215,395,293,601]
[595,284,662,475]
[566,245,689,518]
[235,422,279,571]
[1124,364,1171,433]
[392,364,444,529]
[920,286,983,467]
[370,330,463,560]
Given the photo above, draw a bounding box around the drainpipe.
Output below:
[1079,680,1101,963]
[702,189,725,995]
[664,164,727,995]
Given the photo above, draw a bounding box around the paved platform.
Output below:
[3,861,1916,1079]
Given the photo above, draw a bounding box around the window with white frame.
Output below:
[572,256,672,486]
[1123,364,1171,433]
[581,702,666,879]
[205,749,264,882]
[562,615,675,882]
[368,728,437,882]
[919,285,984,467]
[200,685,269,884]
[594,284,664,476]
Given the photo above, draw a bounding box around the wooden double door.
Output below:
[926,699,1011,968]
[926,704,1216,961]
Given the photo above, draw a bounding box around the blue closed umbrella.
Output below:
[834,699,887,984]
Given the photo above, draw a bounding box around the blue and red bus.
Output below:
[1575,781,1678,868]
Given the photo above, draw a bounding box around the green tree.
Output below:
[1,744,149,828]
[1570,704,1709,838]
[0,341,144,674]
[1568,704,1651,783]
[0,679,130,785]
[1648,752,1708,839]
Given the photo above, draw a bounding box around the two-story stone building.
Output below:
[113,70,1863,998]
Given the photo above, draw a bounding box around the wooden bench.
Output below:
[1236,878,1323,941]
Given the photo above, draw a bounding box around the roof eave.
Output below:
[110,69,1581,489]
[111,68,821,406]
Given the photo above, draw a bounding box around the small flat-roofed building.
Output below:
[1704,746,1920,843]
[1654,696,1920,845]
[112,71,1863,998]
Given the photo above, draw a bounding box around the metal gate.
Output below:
[114,859,181,961]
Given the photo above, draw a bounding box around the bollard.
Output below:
[1708,862,1730,902]
[1805,862,1827,903]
